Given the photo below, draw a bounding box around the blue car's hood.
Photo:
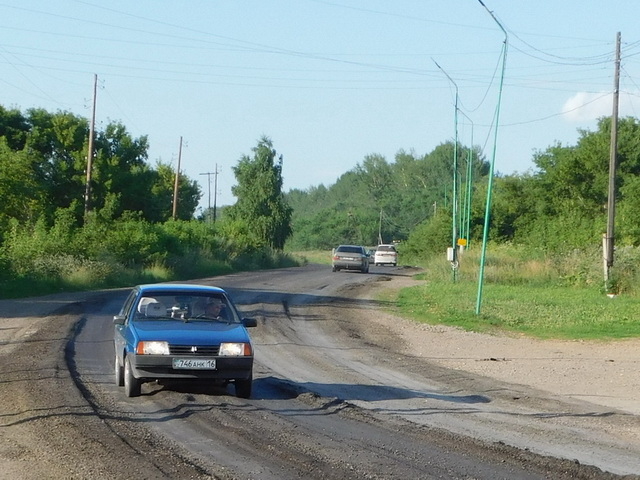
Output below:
[132,320,250,345]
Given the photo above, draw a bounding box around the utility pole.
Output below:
[460,111,474,249]
[84,73,97,220]
[213,163,218,223]
[605,31,621,290]
[172,136,183,220]
[199,171,212,222]
[433,59,460,282]
[200,164,219,223]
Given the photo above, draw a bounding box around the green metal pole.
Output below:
[434,59,459,282]
[458,110,474,248]
[452,100,459,282]
[476,0,508,315]
[465,129,474,248]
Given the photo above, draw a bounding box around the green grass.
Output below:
[288,250,332,265]
[0,250,301,300]
[391,244,640,340]
[394,279,640,340]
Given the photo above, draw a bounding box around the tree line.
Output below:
[0,105,199,228]
[286,116,640,263]
[286,144,488,252]
[0,105,292,296]
[2,101,640,296]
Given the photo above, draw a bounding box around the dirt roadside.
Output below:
[0,292,219,479]
[360,273,640,418]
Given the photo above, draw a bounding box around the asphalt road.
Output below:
[1,264,636,479]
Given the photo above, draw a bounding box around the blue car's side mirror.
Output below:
[242,317,257,328]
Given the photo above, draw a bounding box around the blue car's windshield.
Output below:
[134,292,239,323]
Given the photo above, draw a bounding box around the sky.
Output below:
[2,1,640,214]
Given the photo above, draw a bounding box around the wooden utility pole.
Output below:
[213,163,218,223]
[199,164,219,223]
[172,136,183,220]
[199,171,212,221]
[84,73,97,219]
[605,32,621,287]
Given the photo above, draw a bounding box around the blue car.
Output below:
[113,284,257,398]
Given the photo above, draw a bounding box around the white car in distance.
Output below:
[373,244,398,266]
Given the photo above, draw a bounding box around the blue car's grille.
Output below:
[169,345,219,356]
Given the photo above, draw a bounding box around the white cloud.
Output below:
[562,91,640,123]
[562,91,612,122]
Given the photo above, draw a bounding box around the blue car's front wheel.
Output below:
[115,354,124,387]
[124,356,141,397]
[234,372,252,399]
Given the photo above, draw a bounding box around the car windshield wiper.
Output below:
[190,315,231,322]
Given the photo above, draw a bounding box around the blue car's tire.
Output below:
[124,356,141,397]
[115,354,124,387]
[235,373,252,399]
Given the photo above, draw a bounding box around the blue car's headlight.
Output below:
[219,342,252,356]
[136,341,170,355]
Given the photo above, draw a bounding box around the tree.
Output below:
[0,104,206,224]
[530,118,640,219]
[0,106,29,150]
[0,140,44,239]
[227,137,292,249]
[494,117,640,251]
[284,142,489,250]
[91,121,151,216]
[618,176,640,245]
[151,161,201,222]
[402,209,452,260]
[25,108,88,220]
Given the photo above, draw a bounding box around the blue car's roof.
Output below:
[136,283,226,295]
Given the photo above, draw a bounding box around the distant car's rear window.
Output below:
[337,246,362,253]
[377,245,396,252]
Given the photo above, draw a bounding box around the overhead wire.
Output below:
[58,1,447,78]
[0,2,623,96]
[1,1,636,162]
[0,44,67,106]
[620,66,640,118]
[505,25,615,65]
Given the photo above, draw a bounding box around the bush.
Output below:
[401,210,452,262]
[608,246,640,295]
[0,212,302,299]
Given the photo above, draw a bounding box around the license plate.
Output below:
[172,358,216,369]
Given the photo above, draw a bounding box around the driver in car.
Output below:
[203,298,226,319]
